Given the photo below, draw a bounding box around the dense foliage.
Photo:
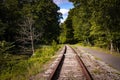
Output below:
[0,0,61,54]
[60,0,120,52]
[0,0,61,78]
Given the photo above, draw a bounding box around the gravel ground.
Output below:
[42,45,87,80]
[75,47,120,80]
[30,46,120,80]
[77,46,120,71]
[57,45,85,80]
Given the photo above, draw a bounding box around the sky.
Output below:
[53,0,74,23]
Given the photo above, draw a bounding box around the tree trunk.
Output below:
[29,18,34,54]
[116,47,119,53]
[31,35,34,54]
[110,40,114,53]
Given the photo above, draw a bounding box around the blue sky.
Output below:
[53,0,74,23]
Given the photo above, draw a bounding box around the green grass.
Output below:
[0,45,60,80]
[90,47,120,57]
[94,57,102,61]
[74,43,120,57]
[92,68,101,74]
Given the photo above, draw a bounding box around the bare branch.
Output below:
[18,16,43,54]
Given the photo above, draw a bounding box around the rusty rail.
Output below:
[47,46,66,80]
[71,46,93,80]
[46,45,93,80]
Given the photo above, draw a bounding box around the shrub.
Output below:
[0,45,60,80]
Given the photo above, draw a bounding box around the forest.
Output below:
[0,0,61,54]
[59,0,120,53]
[0,0,61,79]
[0,0,120,79]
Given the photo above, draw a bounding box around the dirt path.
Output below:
[77,46,120,71]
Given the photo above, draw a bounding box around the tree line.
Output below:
[1,0,120,54]
[59,0,120,53]
[0,0,61,54]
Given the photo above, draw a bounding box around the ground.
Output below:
[77,46,120,71]
[31,45,120,80]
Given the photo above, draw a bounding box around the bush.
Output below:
[0,40,14,54]
[0,45,60,80]
[0,41,15,61]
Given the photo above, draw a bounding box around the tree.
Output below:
[59,12,74,44]
[18,2,42,54]
[59,23,67,44]
[67,0,120,52]
[32,0,61,44]
[18,16,42,54]
[0,0,61,54]
[0,0,22,42]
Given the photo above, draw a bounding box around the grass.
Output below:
[0,44,60,80]
[92,68,101,74]
[90,47,120,57]
[74,43,120,57]
[94,57,101,61]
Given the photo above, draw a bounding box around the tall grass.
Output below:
[0,43,60,80]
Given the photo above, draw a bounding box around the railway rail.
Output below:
[43,45,93,80]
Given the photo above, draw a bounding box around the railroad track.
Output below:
[43,45,93,80]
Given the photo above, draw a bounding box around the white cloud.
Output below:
[58,9,69,15]
[61,15,67,23]
[58,9,69,23]
[53,0,74,23]
[53,0,68,5]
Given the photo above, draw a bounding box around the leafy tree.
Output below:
[32,0,61,44]
[0,0,61,54]
[67,0,120,52]
[59,13,74,44]
[59,23,67,44]
[0,0,22,42]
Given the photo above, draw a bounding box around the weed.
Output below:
[0,45,60,80]
[92,68,101,74]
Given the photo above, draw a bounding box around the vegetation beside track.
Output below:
[0,43,60,80]
[74,43,120,57]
